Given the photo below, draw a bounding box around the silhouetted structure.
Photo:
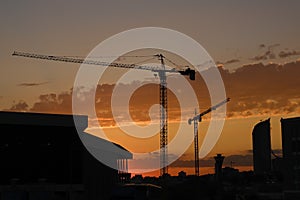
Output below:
[0,111,132,200]
[272,157,284,175]
[214,154,225,182]
[252,118,271,175]
[281,116,300,191]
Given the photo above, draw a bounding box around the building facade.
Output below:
[281,116,300,191]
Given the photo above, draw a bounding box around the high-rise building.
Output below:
[281,116,300,190]
[252,118,271,175]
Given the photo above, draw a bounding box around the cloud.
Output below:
[223,154,253,166]
[254,44,300,60]
[128,153,179,170]
[251,43,280,61]
[219,60,300,118]
[5,60,300,124]
[217,59,240,65]
[29,90,73,114]
[8,100,29,111]
[278,50,300,58]
[224,59,240,64]
[170,153,253,168]
[268,44,280,51]
[251,54,268,61]
[170,158,213,168]
[259,44,266,49]
[17,82,49,87]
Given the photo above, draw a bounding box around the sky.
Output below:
[1,0,300,176]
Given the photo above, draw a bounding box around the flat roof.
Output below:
[0,111,88,129]
[281,116,300,122]
[0,111,132,158]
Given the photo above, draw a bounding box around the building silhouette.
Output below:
[252,118,271,175]
[0,111,132,200]
[214,153,225,182]
[281,116,300,191]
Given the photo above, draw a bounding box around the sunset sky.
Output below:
[1,0,300,176]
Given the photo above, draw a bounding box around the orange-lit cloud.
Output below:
[221,61,300,118]
[8,100,29,111]
[6,60,300,126]
[30,92,72,114]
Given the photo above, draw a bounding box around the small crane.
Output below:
[12,51,196,176]
[188,98,230,176]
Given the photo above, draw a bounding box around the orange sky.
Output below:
[5,59,300,176]
[4,58,300,177]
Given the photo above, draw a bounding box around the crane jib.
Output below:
[12,51,196,80]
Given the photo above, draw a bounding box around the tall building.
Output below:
[0,111,132,200]
[252,118,271,175]
[281,116,300,190]
[214,153,225,182]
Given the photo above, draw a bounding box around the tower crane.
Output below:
[188,98,230,176]
[12,51,196,176]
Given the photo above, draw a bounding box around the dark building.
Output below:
[252,118,271,175]
[0,111,132,200]
[272,157,284,175]
[281,116,300,191]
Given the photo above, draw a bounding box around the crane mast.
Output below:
[12,51,196,176]
[188,98,230,176]
[156,54,168,175]
[193,108,200,176]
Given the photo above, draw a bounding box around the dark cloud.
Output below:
[254,44,300,60]
[170,158,214,168]
[251,50,276,61]
[30,91,73,114]
[171,153,253,168]
[18,82,49,87]
[223,154,253,166]
[224,59,240,65]
[268,44,280,51]
[252,54,268,61]
[251,44,280,61]
[259,44,266,49]
[278,50,300,58]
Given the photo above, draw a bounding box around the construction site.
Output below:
[0,44,296,200]
[11,50,229,176]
